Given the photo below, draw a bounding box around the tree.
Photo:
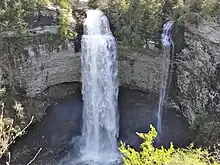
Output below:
[0,0,76,38]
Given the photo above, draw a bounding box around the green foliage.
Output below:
[37,0,51,7]
[0,0,77,38]
[201,0,219,16]
[213,143,220,163]
[172,0,220,23]
[37,0,77,38]
[0,0,37,33]
[0,87,34,160]
[90,0,220,48]
[57,0,77,39]
[0,88,21,158]
[119,125,219,165]
[106,0,165,47]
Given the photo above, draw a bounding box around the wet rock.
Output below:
[118,47,161,93]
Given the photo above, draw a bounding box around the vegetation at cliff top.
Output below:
[172,0,220,23]
[90,0,220,47]
[0,0,75,38]
[119,125,220,165]
[0,0,219,39]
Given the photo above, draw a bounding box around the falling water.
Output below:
[157,21,175,135]
[79,9,119,165]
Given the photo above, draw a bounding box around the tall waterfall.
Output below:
[80,9,119,164]
[157,21,175,135]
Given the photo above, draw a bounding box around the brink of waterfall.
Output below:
[157,21,175,136]
[79,9,120,165]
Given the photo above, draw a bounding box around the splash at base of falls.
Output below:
[157,21,175,138]
[59,9,120,165]
[60,153,120,165]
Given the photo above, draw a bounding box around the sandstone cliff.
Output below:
[0,33,161,97]
[0,0,220,147]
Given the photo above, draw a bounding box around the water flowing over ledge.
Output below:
[59,9,120,165]
[157,21,174,136]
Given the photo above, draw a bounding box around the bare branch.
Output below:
[2,116,34,155]
[27,148,42,165]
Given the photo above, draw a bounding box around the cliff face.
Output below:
[118,47,161,92]
[7,42,80,97]
[88,0,220,145]
[118,19,220,145]
[0,35,161,97]
[173,19,220,145]
[1,0,220,146]
[0,33,80,97]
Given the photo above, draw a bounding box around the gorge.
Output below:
[0,0,220,164]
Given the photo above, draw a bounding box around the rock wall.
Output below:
[1,0,219,146]
[0,32,161,97]
[172,19,220,145]
[10,43,80,97]
[118,47,161,92]
[0,33,81,97]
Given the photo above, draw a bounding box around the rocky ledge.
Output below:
[0,32,161,98]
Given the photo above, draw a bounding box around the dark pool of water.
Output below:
[1,86,196,165]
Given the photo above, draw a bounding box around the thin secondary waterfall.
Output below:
[157,21,175,135]
[80,9,119,164]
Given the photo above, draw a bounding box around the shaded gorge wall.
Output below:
[1,0,220,147]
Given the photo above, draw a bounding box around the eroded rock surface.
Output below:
[118,47,161,92]
[172,19,220,145]
[0,0,220,149]
[0,36,161,98]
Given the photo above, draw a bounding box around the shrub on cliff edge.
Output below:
[119,125,219,165]
[0,87,33,160]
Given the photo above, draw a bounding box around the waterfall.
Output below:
[157,21,175,135]
[79,9,119,164]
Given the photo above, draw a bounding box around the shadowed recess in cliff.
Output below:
[157,21,175,137]
[59,9,120,165]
